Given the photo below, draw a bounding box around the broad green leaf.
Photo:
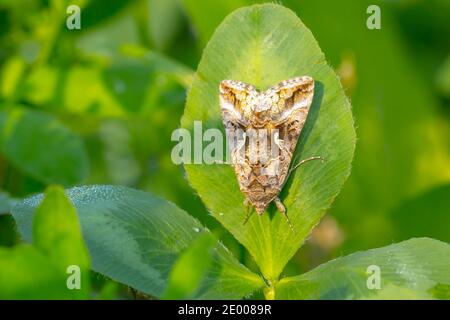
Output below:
[275,238,450,300]
[0,245,76,299]
[0,108,89,186]
[12,185,264,299]
[33,186,90,298]
[181,4,356,280]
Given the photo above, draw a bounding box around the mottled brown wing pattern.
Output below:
[219,77,317,229]
[266,77,315,187]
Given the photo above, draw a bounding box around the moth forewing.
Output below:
[271,76,315,125]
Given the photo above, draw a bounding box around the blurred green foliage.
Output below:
[0,186,90,299]
[0,0,449,299]
[12,185,265,299]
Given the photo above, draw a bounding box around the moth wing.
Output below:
[270,76,315,125]
[219,80,256,127]
[267,77,315,184]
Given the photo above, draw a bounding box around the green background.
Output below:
[0,0,449,299]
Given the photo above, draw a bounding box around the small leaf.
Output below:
[0,108,89,186]
[33,186,90,298]
[12,185,264,299]
[0,245,74,299]
[181,4,355,280]
[275,238,450,300]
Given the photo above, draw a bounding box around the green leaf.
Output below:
[181,4,355,280]
[12,185,264,299]
[0,108,89,186]
[0,191,16,215]
[0,186,92,299]
[162,233,216,299]
[0,245,75,299]
[33,186,90,298]
[275,238,450,300]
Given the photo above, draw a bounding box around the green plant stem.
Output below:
[263,281,275,300]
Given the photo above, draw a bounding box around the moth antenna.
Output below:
[289,156,325,175]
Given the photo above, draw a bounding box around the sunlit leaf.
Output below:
[12,185,264,299]
[181,4,356,280]
[0,245,74,299]
[275,238,450,300]
[0,186,92,299]
[33,186,90,298]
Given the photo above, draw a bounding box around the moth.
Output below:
[219,76,323,229]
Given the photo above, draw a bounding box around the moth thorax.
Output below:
[252,94,274,113]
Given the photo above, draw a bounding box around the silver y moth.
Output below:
[219,76,322,229]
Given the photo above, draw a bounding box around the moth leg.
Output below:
[243,198,254,225]
[289,156,325,175]
[274,197,294,231]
